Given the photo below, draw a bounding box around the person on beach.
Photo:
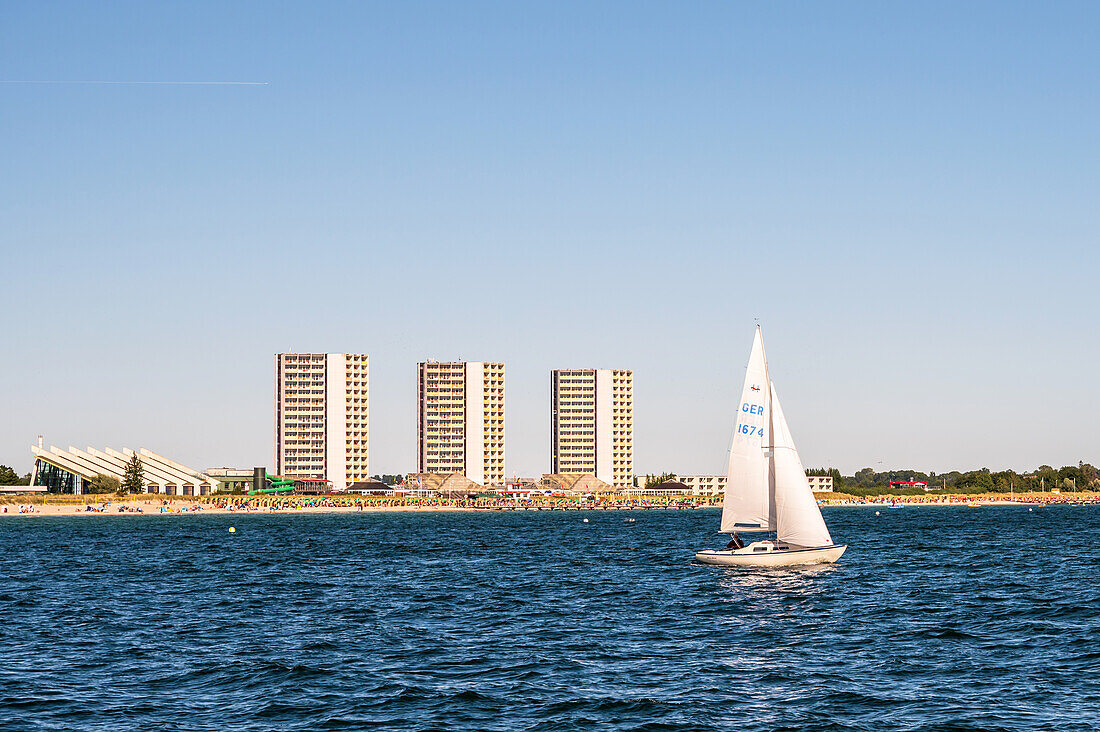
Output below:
[725,533,745,550]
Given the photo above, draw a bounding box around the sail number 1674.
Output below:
[738,424,762,436]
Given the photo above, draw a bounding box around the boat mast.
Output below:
[759,324,778,531]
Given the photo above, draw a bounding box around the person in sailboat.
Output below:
[725,533,745,550]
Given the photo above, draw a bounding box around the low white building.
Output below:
[675,475,727,496]
[0,485,44,494]
[658,473,834,495]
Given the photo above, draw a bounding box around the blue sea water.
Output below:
[0,506,1097,731]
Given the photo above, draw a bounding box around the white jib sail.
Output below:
[720,327,775,533]
[770,383,834,548]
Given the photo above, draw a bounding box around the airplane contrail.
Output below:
[0,80,269,85]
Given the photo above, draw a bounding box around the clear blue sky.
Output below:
[2,1,1098,478]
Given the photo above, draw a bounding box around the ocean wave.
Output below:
[1,507,1097,731]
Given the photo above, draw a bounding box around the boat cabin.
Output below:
[746,540,792,553]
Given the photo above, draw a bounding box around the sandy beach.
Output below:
[1,491,1096,517]
[0,495,716,517]
[0,498,475,517]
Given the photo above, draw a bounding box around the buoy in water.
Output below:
[875,511,880,516]
[583,518,589,523]
[228,527,236,533]
[1028,508,1033,512]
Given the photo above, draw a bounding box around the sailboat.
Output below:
[695,326,847,567]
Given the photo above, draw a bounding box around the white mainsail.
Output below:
[720,327,775,533]
[770,382,834,548]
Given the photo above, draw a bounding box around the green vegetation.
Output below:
[643,473,678,490]
[0,465,30,485]
[807,463,1100,496]
[371,474,404,485]
[86,474,121,494]
[213,485,247,495]
[122,454,145,495]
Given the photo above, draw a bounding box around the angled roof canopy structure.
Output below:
[30,443,222,496]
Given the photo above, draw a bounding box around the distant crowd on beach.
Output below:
[205,495,714,512]
[2,491,1097,517]
[2,504,39,514]
[818,493,1100,506]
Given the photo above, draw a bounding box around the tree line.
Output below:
[0,465,30,485]
[641,473,679,489]
[806,463,1100,496]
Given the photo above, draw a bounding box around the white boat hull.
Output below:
[695,540,847,567]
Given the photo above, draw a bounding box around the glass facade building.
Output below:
[32,460,84,494]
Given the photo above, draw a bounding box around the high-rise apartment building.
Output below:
[275,353,369,491]
[550,369,633,487]
[417,361,505,486]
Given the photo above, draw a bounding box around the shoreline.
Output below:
[817,492,1100,508]
[0,501,714,518]
[1,492,1096,517]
